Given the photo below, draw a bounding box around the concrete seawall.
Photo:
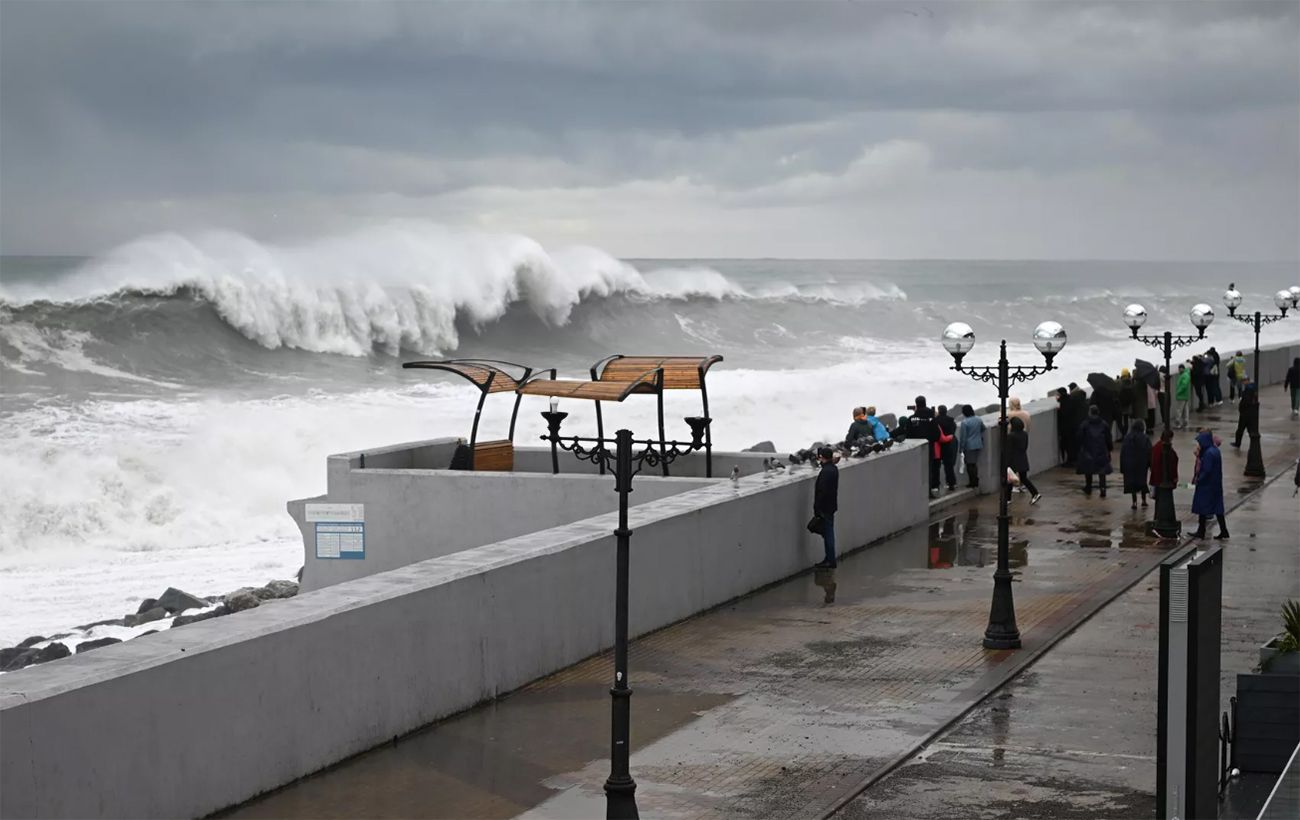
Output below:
[2,340,1296,819]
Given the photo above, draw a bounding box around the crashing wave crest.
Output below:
[0,223,757,356]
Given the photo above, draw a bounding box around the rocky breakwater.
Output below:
[0,579,300,674]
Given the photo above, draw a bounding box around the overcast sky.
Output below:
[1,0,1297,259]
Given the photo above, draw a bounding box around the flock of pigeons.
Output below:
[747,436,897,476]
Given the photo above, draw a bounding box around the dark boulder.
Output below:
[157,587,208,615]
[224,591,260,612]
[75,637,122,654]
[17,635,46,648]
[742,441,777,453]
[125,607,168,627]
[36,643,71,663]
[255,580,299,600]
[0,647,31,669]
[136,598,160,614]
[2,642,72,672]
[171,606,229,629]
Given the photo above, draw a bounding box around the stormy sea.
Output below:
[1,221,1295,644]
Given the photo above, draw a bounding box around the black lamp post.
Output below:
[1121,303,1213,537]
[1222,284,1297,477]
[538,413,709,819]
[1122,303,1215,435]
[942,320,1066,650]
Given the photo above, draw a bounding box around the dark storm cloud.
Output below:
[1,0,1297,258]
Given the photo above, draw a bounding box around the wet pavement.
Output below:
[838,457,1300,820]
[224,407,1298,819]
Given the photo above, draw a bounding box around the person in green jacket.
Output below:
[1173,363,1192,430]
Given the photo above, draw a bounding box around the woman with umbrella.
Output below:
[1192,430,1228,539]
[1120,419,1152,509]
[1087,372,1118,432]
[1076,405,1114,497]
[1149,428,1179,536]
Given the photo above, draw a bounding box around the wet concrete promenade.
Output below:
[226,405,1298,819]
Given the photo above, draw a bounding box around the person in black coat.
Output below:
[1005,416,1041,503]
[936,405,958,491]
[1064,383,1088,465]
[1231,379,1260,448]
[1119,419,1152,509]
[1076,405,1114,497]
[813,446,839,568]
[906,396,941,498]
[1190,354,1206,411]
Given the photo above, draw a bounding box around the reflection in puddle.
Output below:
[927,509,1027,570]
[813,567,837,603]
[1060,518,1161,549]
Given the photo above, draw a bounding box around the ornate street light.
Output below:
[1222,283,1291,477]
[1121,303,1213,536]
[941,321,1065,650]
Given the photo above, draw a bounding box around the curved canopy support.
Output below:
[402,359,555,465]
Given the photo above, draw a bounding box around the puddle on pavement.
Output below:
[925,510,1028,570]
[1057,518,1159,550]
[221,678,732,820]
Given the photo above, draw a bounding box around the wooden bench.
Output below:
[473,439,514,472]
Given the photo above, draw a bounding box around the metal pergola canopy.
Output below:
[516,353,724,477]
[402,358,555,469]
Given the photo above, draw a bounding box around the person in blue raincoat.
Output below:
[1191,430,1228,539]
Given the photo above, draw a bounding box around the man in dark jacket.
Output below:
[1206,348,1223,405]
[813,447,839,568]
[1190,354,1206,411]
[1231,379,1259,448]
[936,405,958,491]
[1076,405,1114,497]
[1063,383,1088,466]
[911,396,941,498]
[845,407,875,446]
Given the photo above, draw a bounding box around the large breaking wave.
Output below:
[0,222,903,359]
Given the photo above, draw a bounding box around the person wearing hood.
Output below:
[1149,428,1179,536]
[1285,357,1300,419]
[1120,419,1152,509]
[1231,378,1259,448]
[958,404,985,488]
[936,405,958,491]
[1192,430,1228,539]
[1006,416,1041,504]
[1076,405,1114,497]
